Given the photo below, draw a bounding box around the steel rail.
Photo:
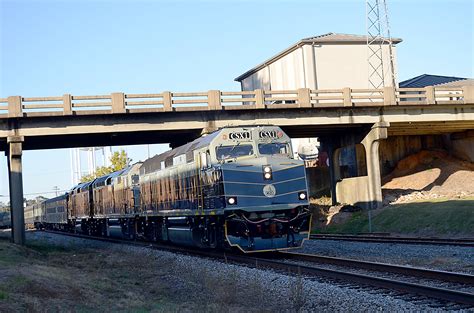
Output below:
[310,234,474,247]
[42,230,474,306]
[279,251,474,284]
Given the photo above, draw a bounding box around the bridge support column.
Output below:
[326,140,338,206]
[6,136,25,245]
[361,122,389,209]
[318,137,340,206]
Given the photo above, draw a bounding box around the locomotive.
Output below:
[26,126,312,252]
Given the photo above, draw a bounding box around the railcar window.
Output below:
[258,143,290,155]
[216,145,254,161]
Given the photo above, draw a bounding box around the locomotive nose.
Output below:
[221,157,309,211]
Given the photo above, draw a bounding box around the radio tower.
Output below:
[366,0,396,91]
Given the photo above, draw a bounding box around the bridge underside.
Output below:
[0,104,473,151]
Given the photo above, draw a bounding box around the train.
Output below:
[24,125,312,252]
[0,211,11,229]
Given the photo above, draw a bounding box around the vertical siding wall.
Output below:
[241,43,398,91]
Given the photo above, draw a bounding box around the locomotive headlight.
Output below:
[227,197,237,205]
[298,192,307,200]
[263,165,272,180]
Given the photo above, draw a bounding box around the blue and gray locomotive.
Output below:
[32,126,312,252]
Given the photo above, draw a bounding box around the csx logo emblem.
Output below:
[259,130,278,139]
[263,184,276,198]
[229,132,251,140]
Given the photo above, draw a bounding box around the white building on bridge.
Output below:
[234,32,402,91]
[234,33,402,163]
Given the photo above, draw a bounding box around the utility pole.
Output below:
[53,186,60,197]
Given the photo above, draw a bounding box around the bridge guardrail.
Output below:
[0,86,471,119]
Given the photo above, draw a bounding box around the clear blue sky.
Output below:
[0,0,473,201]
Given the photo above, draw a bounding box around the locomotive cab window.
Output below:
[216,144,254,161]
[258,143,290,156]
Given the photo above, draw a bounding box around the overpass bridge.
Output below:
[1,85,473,244]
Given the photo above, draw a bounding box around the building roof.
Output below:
[436,78,474,87]
[301,33,402,44]
[399,74,468,88]
[235,32,403,82]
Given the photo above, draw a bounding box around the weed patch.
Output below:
[0,291,8,300]
[26,241,72,255]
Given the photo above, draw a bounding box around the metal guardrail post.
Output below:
[255,89,265,108]
[111,92,126,114]
[297,88,311,108]
[163,91,172,112]
[207,90,221,110]
[63,94,72,115]
[342,87,352,107]
[7,96,22,118]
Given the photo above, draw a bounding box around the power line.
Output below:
[0,190,69,198]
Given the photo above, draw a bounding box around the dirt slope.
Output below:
[382,150,474,204]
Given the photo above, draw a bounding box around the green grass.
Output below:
[26,240,73,255]
[323,198,474,236]
[0,290,7,300]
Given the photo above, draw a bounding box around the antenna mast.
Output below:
[366,0,396,91]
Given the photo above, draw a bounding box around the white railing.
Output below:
[0,86,471,118]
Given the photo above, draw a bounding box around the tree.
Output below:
[80,150,131,183]
[109,150,130,172]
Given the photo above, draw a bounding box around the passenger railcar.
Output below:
[43,194,69,230]
[0,211,11,229]
[29,126,312,253]
[24,203,42,229]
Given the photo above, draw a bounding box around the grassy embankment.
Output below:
[0,235,307,312]
[320,198,474,236]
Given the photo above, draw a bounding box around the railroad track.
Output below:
[277,252,474,306]
[310,234,474,247]
[42,230,474,308]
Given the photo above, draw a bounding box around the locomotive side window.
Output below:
[258,143,290,156]
[216,145,254,161]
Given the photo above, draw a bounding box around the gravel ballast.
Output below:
[7,231,465,311]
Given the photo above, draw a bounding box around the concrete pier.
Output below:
[6,136,25,245]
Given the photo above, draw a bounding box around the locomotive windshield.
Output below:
[258,142,290,156]
[216,144,254,161]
